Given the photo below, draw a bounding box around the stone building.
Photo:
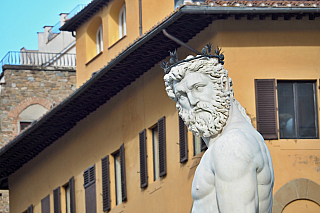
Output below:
[0,66,76,147]
[0,5,84,213]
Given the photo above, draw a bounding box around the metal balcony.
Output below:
[0,51,76,73]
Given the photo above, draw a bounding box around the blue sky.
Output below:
[0,0,92,60]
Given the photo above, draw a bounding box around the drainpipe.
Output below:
[72,31,76,38]
[139,0,142,36]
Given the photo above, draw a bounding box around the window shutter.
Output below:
[139,129,148,188]
[119,144,127,202]
[101,156,111,211]
[69,177,76,213]
[53,187,61,213]
[27,205,33,213]
[84,165,95,188]
[200,138,207,152]
[179,116,188,163]
[84,165,96,213]
[255,79,278,140]
[158,116,167,177]
[41,195,50,213]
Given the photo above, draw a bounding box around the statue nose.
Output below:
[188,93,199,106]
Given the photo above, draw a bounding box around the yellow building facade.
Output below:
[1,1,320,213]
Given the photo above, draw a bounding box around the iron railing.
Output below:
[67,4,87,20]
[0,51,76,73]
[48,21,61,41]
[48,4,88,41]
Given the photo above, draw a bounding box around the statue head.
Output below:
[164,56,233,138]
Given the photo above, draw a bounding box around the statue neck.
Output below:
[203,100,245,148]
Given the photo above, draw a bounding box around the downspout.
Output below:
[72,31,76,38]
[139,0,142,36]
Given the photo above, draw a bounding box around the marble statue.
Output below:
[163,55,274,213]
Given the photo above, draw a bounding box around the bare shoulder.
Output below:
[211,128,258,180]
[213,128,257,159]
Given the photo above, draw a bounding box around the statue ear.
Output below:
[221,76,230,92]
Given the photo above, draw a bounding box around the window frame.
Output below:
[113,151,122,205]
[277,80,319,139]
[96,24,103,54]
[118,4,126,39]
[151,125,160,181]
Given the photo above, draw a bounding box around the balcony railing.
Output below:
[0,51,76,73]
[67,4,87,20]
[48,4,88,41]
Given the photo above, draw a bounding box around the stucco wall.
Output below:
[75,0,174,87]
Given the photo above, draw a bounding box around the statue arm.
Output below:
[212,132,258,213]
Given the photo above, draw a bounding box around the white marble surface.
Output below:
[164,56,274,213]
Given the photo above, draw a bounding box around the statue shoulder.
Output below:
[212,128,256,163]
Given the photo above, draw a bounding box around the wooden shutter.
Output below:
[41,195,50,213]
[158,116,167,177]
[101,156,111,211]
[179,116,188,163]
[139,129,148,188]
[84,165,95,188]
[255,79,278,140]
[69,177,76,213]
[120,144,127,201]
[53,187,61,213]
[84,165,96,213]
[27,205,33,213]
[200,138,207,152]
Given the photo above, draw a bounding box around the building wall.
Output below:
[8,63,196,213]
[75,0,174,87]
[0,66,76,147]
[38,14,76,54]
[7,11,320,213]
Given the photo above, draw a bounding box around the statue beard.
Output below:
[177,92,230,138]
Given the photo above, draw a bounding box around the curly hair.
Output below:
[163,55,252,124]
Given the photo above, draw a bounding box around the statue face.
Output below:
[173,72,229,138]
[173,72,216,111]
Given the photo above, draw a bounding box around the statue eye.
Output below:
[176,92,186,99]
[194,84,204,91]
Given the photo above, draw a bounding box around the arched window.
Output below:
[96,24,103,53]
[119,4,126,38]
[18,104,48,133]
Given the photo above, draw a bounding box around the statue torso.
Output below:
[191,120,274,213]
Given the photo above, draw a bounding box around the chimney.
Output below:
[60,13,68,26]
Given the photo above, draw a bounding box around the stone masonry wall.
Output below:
[0,65,76,213]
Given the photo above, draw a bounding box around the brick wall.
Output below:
[0,65,76,212]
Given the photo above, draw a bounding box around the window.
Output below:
[20,121,32,131]
[193,135,207,156]
[18,104,48,133]
[119,4,126,38]
[152,126,160,181]
[255,79,318,140]
[139,117,166,188]
[139,129,148,188]
[114,152,122,204]
[96,24,103,53]
[64,184,71,213]
[107,144,127,208]
[41,195,50,213]
[101,156,111,211]
[179,116,188,163]
[24,205,33,213]
[53,187,61,213]
[278,81,318,139]
[83,165,96,213]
